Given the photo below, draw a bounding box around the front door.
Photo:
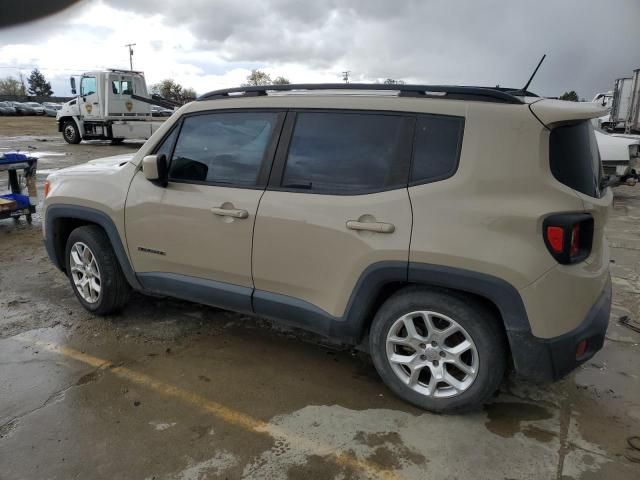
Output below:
[252,111,414,323]
[80,76,101,120]
[125,110,284,311]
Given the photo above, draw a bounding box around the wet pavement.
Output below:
[1,117,639,479]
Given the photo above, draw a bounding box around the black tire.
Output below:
[65,225,131,315]
[62,120,81,144]
[369,286,507,413]
[26,214,32,224]
[110,138,124,145]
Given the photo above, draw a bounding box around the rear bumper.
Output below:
[508,275,611,382]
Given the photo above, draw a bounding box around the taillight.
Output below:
[543,213,593,264]
[44,180,51,198]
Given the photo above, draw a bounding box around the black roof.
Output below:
[197,83,535,104]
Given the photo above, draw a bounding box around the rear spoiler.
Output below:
[529,99,608,128]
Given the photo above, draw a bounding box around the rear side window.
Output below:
[281,112,405,193]
[168,112,277,186]
[411,115,464,184]
[550,121,603,198]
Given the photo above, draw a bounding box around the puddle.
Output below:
[483,401,554,438]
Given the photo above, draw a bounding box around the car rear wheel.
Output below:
[65,226,130,314]
[62,120,81,144]
[369,286,507,413]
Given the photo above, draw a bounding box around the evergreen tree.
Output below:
[27,69,53,96]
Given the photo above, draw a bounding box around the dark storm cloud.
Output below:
[4,0,640,97]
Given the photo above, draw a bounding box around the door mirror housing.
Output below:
[70,77,76,95]
[142,154,168,187]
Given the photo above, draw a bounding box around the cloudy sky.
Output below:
[0,0,639,98]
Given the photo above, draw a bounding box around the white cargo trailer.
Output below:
[607,77,633,130]
[628,68,640,134]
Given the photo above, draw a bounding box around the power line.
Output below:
[342,70,351,84]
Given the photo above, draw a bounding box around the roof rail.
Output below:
[197,83,525,104]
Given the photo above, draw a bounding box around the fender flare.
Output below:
[44,204,141,289]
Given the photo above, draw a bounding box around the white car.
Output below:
[593,126,639,184]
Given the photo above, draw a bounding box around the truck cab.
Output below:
[57,69,168,144]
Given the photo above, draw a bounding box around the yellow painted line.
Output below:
[23,338,401,480]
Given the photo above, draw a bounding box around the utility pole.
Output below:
[342,71,351,84]
[125,43,136,71]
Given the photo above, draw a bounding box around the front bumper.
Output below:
[507,275,611,382]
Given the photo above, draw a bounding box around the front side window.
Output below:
[281,112,404,193]
[168,112,277,186]
[81,77,96,96]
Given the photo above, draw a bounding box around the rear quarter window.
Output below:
[549,121,603,198]
[410,115,464,185]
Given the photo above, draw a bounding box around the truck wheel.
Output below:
[111,138,124,145]
[62,120,81,144]
[65,226,131,315]
[369,286,507,413]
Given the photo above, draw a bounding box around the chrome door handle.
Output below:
[346,220,395,233]
[211,207,249,219]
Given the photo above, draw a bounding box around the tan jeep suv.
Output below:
[43,84,612,412]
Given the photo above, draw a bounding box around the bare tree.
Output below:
[0,76,26,96]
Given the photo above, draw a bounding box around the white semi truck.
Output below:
[56,69,179,144]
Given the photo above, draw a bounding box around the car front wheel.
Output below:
[369,286,507,413]
[65,226,130,314]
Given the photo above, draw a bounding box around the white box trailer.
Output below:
[628,68,640,133]
[608,77,633,130]
[56,69,177,144]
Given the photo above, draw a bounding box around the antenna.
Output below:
[125,43,136,71]
[521,54,546,93]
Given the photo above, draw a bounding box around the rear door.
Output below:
[125,110,284,310]
[251,110,414,325]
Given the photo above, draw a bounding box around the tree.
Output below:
[559,90,579,102]
[0,76,26,96]
[150,79,196,104]
[272,76,290,85]
[27,68,53,96]
[383,78,405,85]
[242,69,290,87]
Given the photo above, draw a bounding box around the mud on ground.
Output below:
[1,116,639,479]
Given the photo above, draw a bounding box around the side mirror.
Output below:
[142,154,168,187]
[70,77,76,95]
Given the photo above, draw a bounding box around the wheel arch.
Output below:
[338,262,530,349]
[57,115,81,133]
[44,204,140,289]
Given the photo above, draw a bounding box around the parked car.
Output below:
[0,101,17,115]
[151,105,173,117]
[9,102,37,115]
[43,83,612,412]
[43,103,62,117]
[23,102,46,115]
[594,126,640,184]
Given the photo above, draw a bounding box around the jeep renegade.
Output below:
[43,83,612,412]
